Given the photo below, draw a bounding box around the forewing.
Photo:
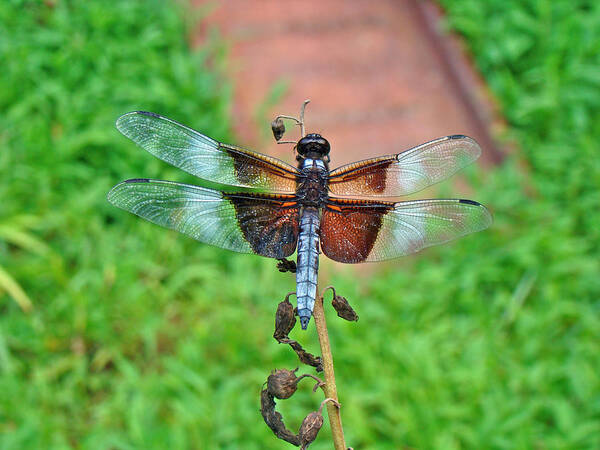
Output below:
[328,135,481,197]
[320,197,491,263]
[107,179,299,259]
[116,111,298,192]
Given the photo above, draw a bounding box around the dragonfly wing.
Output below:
[328,135,481,197]
[116,111,299,192]
[108,179,299,258]
[320,197,492,263]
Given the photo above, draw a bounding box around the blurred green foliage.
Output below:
[0,0,599,448]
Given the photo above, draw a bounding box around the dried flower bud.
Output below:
[267,368,298,399]
[298,411,324,448]
[332,294,359,322]
[271,118,286,141]
[274,294,296,340]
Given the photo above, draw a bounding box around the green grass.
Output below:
[1,0,599,448]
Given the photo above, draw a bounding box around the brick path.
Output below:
[194,0,503,169]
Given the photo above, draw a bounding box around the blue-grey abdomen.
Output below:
[296,207,320,329]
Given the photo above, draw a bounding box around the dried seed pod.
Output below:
[271,117,286,141]
[267,368,298,399]
[260,389,301,446]
[299,397,341,448]
[260,389,279,430]
[274,294,296,341]
[298,411,324,449]
[332,293,359,322]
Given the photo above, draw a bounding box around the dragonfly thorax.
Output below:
[297,159,329,207]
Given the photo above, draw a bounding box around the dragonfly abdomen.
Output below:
[296,207,320,329]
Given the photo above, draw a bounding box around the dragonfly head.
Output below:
[296,133,330,160]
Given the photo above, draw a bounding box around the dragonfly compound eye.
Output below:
[296,133,330,157]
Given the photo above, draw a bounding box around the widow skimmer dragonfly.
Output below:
[108,108,492,329]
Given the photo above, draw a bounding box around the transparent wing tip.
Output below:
[115,110,160,133]
[458,198,493,230]
[107,178,150,206]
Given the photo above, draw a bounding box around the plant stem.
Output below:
[312,292,347,449]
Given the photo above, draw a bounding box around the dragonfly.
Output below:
[108,105,492,329]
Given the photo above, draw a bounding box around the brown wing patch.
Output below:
[223,192,299,259]
[328,157,395,196]
[320,198,394,263]
[221,144,298,193]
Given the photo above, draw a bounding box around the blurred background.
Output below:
[1,1,599,448]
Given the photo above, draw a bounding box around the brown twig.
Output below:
[295,373,326,393]
[312,290,347,449]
